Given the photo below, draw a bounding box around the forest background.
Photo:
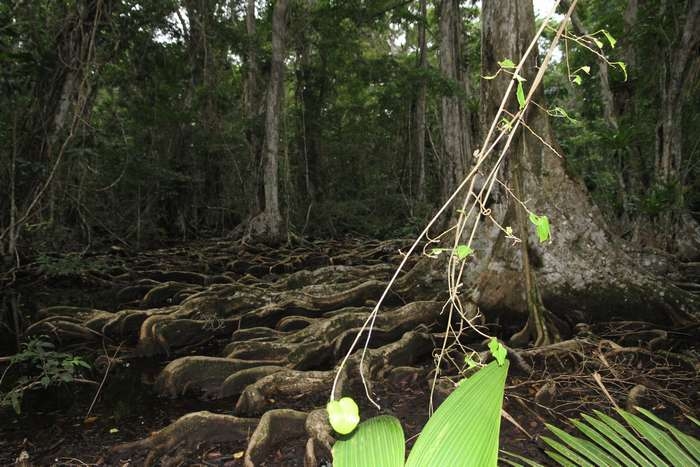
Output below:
[1,0,698,259]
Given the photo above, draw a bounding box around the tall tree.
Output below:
[437,0,471,208]
[414,0,428,202]
[244,0,264,215]
[467,0,695,345]
[246,0,289,244]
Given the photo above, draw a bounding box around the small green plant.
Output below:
[0,336,91,414]
[328,341,509,467]
[36,253,108,277]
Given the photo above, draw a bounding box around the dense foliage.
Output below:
[0,0,697,256]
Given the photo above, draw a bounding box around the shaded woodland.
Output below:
[0,0,699,465]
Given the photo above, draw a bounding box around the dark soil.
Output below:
[1,238,698,466]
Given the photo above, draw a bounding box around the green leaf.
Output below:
[616,409,696,466]
[500,450,547,467]
[541,435,595,466]
[454,244,474,260]
[602,30,617,48]
[488,338,507,366]
[482,71,500,80]
[333,415,405,467]
[580,66,591,75]
[529,213,551,243]
[429,248,446,257]
[613,62,628,81]
[580,413,654,467]
[516,81,526,109]
[635,407,700,463]
[593,410,667,467]
[570,419,637,466]
[549,106,578,124]
[592,37,604,49]
[499,58,516,69]
[572,75,583,86]
[327,397,360,435]
[464,355,478,369]
[505,226,513,236]
[405,360,509,467]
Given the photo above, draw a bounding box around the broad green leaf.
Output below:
[572,75,583,86]
[546,424,621,466]
[333,415,405,467]
[327,397,360,435]
[602,30,617,48]
[516,81,526,109]
[529,213,551,243]
[406,360,509,467]
[616,409,696,466]
[687,415,700,428]
[454,244,473,260]
[499,58,516,69]
[488,338,507,366]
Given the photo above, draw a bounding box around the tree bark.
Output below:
[415,0,428,202]
[656,0,699,184]
[244,0,264,215]
[438,0,470,208]
[470,0,697,345]
[246,0,289,244]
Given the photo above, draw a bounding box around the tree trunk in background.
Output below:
[296,0,323,204]
[244,0,263,215]
[0,0,101,258]
[438,0,469,208]
[246,0,288,244]
[655,0,700,257]
[414,0,428,203]
[656,0,699,185]
[464,0,697,345]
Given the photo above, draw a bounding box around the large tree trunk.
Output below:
[470,0,697,346]
[246,0,288,244]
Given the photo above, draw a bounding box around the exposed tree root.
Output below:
[10,237,696,466]
[243,409,308,466]
[110,411,258,467]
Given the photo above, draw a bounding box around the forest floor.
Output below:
[0,237,698,466]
